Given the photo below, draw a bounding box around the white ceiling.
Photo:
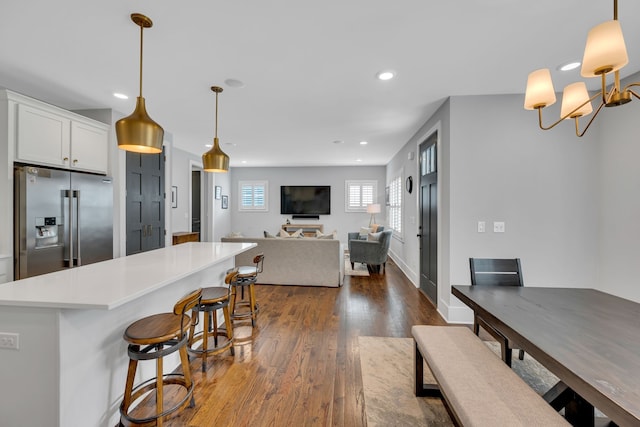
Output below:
[2,0,639,167]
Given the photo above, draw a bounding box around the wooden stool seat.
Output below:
[201,286,229,303]
[124,313,191,344]
[119,288,202,427]
[237,265,258,277]
[188,272,236,372]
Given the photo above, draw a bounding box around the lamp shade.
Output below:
[116,97,164,153]
[367,203,381,214]
[202,137,229,173]
[560,82,593,119]
[524,69,557,110]
[581,20,628,77]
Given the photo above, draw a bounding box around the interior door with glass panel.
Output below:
[419,132,438,304]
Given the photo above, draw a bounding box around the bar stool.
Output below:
[229,253,264,327]
[188,270,236,372]
[119,288,202,427]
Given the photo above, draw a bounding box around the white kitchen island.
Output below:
[0,241,255,427]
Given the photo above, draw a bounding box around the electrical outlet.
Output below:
[0,333,19,350]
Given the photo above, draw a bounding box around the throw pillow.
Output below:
[264,230,276,238]
[291,229,303,238]
[367,231,382,241]
[359,227,371,238]
[370,224,380,233]
[226,231,243,238]
[316,230,336,240]
[278,229,292,238]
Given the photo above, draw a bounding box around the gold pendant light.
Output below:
[202,86,230,173]
[116,13,164,153]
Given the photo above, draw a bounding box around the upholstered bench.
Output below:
[412,325,569,426]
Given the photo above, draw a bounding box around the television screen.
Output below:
[280,185,331,215]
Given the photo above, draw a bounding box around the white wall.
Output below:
[170,147,231,242]
[229,166,386,243]
[388,94,603,321]
[597,71,640,302]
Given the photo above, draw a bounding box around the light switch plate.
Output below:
[477,221,485,233]
[493,221,505,233]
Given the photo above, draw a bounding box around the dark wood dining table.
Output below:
[452,285,640,427]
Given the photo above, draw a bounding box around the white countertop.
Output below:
[0,242,255,310]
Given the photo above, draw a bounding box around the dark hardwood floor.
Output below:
[159,258,448,426]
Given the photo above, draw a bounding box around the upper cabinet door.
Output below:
[16,103,71,168]
[70,120,109,173]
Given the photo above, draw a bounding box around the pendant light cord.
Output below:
[139,25,144,97]
[215,91,219,138]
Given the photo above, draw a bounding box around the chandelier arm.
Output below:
[622,82,640,93]
[536,92,603,131]
[627,89,640,100]
[575,101,607,137]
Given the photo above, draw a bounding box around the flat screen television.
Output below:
[280,185,331,215]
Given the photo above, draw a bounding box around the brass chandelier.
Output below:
[202,86,230,173]
[524,0,640,136]
[116,13,164,153]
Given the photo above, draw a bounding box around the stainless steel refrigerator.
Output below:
[14,165,113,279]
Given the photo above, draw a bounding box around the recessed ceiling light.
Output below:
[356,159,363,162]
[225,78,245,88]
[558,61,581,71]
[113,92,128,99]
[376,71,395,81]
[359,141,368,145]
[241,160,247,164]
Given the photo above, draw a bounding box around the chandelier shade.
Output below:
[561,82,593,119]
[202,86,230,173]
[116,13,164,154]
[524,69,556,110]
[581,20,628,77]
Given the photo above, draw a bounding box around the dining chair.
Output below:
[469,258,525,366]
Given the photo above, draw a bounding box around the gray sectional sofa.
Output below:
[221,237,344,287]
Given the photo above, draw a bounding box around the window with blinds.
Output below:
[345,180,377,212]
[389,174,402,234]
[239,181,268,211]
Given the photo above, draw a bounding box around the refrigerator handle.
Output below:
[74,190,81,266]
[65,189,73,268]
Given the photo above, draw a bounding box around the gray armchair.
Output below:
[347,229,392,273]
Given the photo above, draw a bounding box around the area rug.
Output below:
[358,336,562,427]
[344,253,369,276]
[358,336,452,426]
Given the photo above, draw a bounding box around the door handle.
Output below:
[75,190,81,266]
[142,225,147,237]
[417,234,422,238]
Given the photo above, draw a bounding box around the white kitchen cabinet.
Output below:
[11,91,109,174]
[70,120,109,173]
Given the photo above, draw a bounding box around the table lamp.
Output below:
[367,204,381,228]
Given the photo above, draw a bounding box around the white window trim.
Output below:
[344,180,377,212]
[388,171,403,239]
[238,180,268,212]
